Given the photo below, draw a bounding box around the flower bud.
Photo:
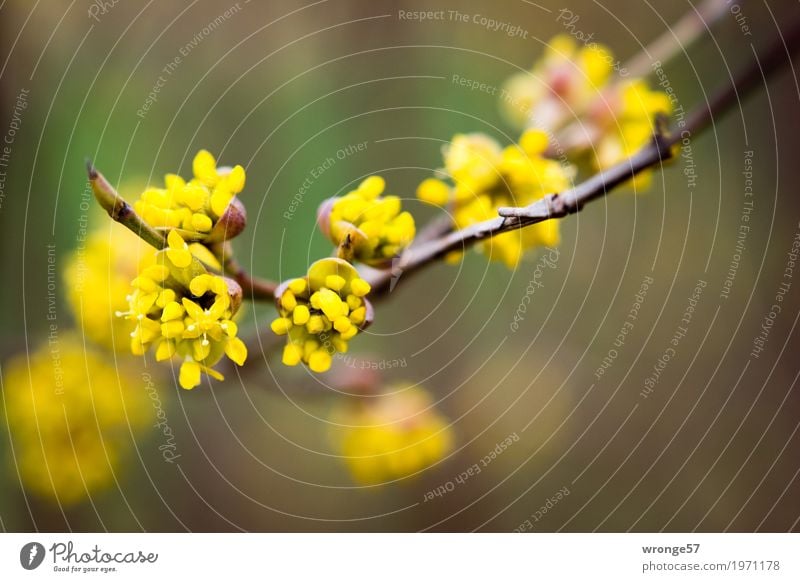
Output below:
[205,197,247,243]
[271,258,373,373]
[320,177,415,267]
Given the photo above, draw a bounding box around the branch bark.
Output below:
[86,161,167,250]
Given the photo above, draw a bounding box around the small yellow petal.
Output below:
[282,343,303,366]
[349,306,366,325]
[303,339,320,361]
[280,290,297,311]
[224,337,247,366]
[166,248,192,268]
[181,298,205,320]
[350,278,371,297]
[210,188,233,217]
[357,175,385,199]
[131,276,159,293]
[318,288,343,320]
[325,275,346,291]
[288,278,307,295]
[293,304,310,325]
[331,336,348,353]
[519,129,549,156]
[333,316,352,333]
[167,229,185,249]
[270,317,293,335]
[417,178,450,205]
[222,319,238,337]
[161,301,184,322]
[306,315,325,334]
[225,165,246,193]
[193,149,218,186]
[340,326,358,340]
[141,264,170,282]
[164,173,186,191]
[191,213,213,232]
[156,340,176,361]
[193,339,211,361]
[179,360,202,390]
[308,349,332,373]
[189,243,223,271]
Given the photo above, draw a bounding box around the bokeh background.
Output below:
[1,0,799,532]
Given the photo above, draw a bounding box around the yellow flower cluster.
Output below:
[134,149,246,241]
[418,129,572,267]
[3,338,152,504]
[320,176,416,266]
[330,385,453,485]
[270,258,372,373]
[119,230,247,389]
[501,35,672,189]
[593,80,673,185]
[65,225,155,352]
[501,34,614,129]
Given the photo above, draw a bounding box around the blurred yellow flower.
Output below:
[64,225,155,352]
[320,176,415,266]
[271,258,372,373]
[501,34,614,129]
[592,80,673,188]
[418,129,572,267]
[133,149,246,242]
[3,337,152,505]
[330,385,453,485]
[500,35,672,190]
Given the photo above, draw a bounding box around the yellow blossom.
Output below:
[418,129,572,267]
[500,36,672,190]
[64,224,156,352]
[329,385,453,485]
[501,34,614,129]
[2,337,152,505]
[320,176,415,266]
[133,149,246,241]
[591,80,673,188]
[118,231,246,389]
[271,258,373,373]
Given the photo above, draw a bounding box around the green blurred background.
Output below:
[1,0,799,531]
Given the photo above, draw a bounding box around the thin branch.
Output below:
[86,162,166,250]
[368,22,800,295]
[623,0,732,78]
[413,213,455,245]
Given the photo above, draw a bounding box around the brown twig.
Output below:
[86,162,167,250]
[367,22,800,295]
[623,0,732,78]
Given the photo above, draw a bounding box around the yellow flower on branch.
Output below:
[318,176,416,266]
[133,149,247,242]
[592,80,673,187]
[500,35,672,189]
[3,337,152,505]
[271,258,373,373]
[119,230,246,389]
[418,130,573,267]
[330,385,453,485]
